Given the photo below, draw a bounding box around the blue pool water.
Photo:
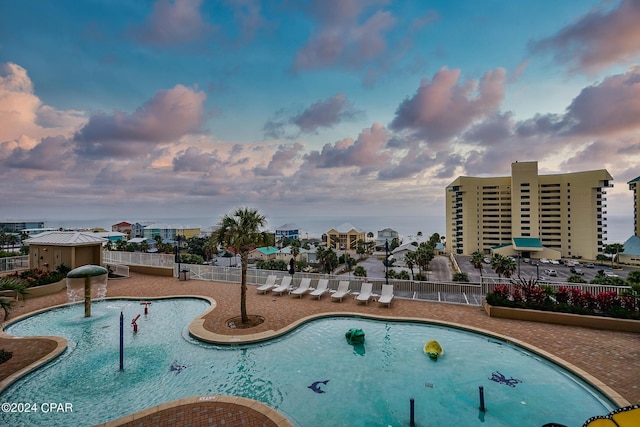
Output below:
[0,298,614,427]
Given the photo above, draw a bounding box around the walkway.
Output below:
[1,272,638,426]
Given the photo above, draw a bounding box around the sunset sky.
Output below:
[1,0,639,225]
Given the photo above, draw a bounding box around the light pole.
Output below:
[176,235,182,278]
[534,262,539,280]
[385,239,389,285]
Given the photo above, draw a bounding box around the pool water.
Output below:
[1,298,614,427]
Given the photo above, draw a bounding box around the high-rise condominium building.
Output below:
[629,176,640,238]
[445,161,613,260]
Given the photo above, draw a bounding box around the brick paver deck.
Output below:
[1,272,638,426]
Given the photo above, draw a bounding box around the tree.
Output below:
[0,276,28,320]
[470,251,484,279]
[290,238,301,260]
[453,272,469,282]
[211,207,269,324]
[404,251,416,280]
[354,265,367,277]
[356,239,366,259]
[603,243,624,266]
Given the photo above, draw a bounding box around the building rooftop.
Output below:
[24,231,107,246]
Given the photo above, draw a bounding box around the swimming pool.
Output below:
[0,298,615,426]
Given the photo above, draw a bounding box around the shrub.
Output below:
[452,272,469,282]
[485,278,639,320]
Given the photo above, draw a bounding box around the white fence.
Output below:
[103,251,488,305]
[0,255,29,273]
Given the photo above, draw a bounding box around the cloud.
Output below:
[0,62,85,141]
[254,143,304,176]
[226,0,269,44]
[515,66,640,137]
[389,67,506,142]
[303,122,391,172]
[130,0,214,46]
[530,0,640,71]
[74,84,206,158]
[292,0,396,72]
[264,93,362,138]
[4,135,74,171]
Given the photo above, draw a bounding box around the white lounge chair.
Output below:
[309,279,330,300]
[290,278,312,298]
[256,275,278,294]
[272,275,293,296]
[355,282,374,304]
[378,284,394,307]
[331,280,351,302]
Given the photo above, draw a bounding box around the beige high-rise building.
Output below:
[629,176,640,237]
[445,161,613,260]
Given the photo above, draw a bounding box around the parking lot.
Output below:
[454,255,634,283]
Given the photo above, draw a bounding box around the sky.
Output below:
[1,0,639,227]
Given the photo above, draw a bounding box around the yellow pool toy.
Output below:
[582,405,640,427]
[424,340,443,360]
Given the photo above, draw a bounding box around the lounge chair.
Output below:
[290,278,312,298]
[378,284,394,307]
[331,280,351,302]
[309,279,330,299]
[272,275,293,296]
[355,282,374,304]
[256,275,278,294]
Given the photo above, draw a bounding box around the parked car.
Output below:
[540,258,549,263]
[604,271,619,278]
[584,262,595,268]
[570,267,584,275]
[544,269,557,277]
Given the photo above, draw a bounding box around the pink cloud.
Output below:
[530,0,640,71]
[292,0,396,72]
[390,67,506,142]
[562,66,640,136]
[74,84,206,158]
[131,0,214,46]
[304,122,390,172]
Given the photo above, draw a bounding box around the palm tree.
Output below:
[404,251,416,280]
[0,276,28,320]
[470,251,484,280]
[211,207,268,324]
[290,238,301,260]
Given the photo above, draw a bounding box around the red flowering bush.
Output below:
[486,277,639,320]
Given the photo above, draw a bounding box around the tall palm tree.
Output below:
[211,207,268,324]
[404,251,416,280]
[470,251,484,280]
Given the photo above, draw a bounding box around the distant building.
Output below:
[143,224,200,240]
[326,223,366,252]
[391,243,418,266]
[629,176,640,238]
[275,224,300,242]
[93,231,127,242]
[249,246,279,262]
[111,221,132,238]
[0,220,44,233]
[619,176,640,266]
[446,161,613,260]
[131,221,154,238]
[376,228,399,250]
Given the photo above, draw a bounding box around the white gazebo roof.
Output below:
[24,231,107,246]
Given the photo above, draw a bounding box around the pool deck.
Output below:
[1,272,639,426]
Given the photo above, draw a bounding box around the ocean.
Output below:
[41,214,634,243]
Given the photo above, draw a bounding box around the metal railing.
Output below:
[0,255,29,273]
[481,278,632,296]
[104,251,487,305]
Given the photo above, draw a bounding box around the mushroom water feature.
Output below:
[66,264,108,317]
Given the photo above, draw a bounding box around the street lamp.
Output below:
[534,262,539,280]
[176,235,182,277]
[385,239,389,285]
